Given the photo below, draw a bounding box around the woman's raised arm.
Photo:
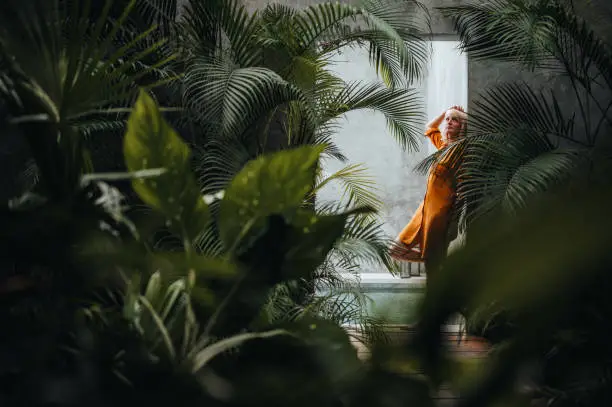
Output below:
[425,106,465,130]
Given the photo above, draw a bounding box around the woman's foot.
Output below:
[389,241,422,261]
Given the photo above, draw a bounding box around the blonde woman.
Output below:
[391,106,467,273]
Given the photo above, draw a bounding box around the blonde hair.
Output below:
[442,108,468,139]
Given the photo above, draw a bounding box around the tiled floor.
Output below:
[347,325,491,360]
[346,325,491,405]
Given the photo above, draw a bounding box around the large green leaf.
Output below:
[280,315,363,386]
[124,90,210,244]
[412,187,612,406]
[280,209,350,280]
[190,329,292,373]
[218,145,324,250]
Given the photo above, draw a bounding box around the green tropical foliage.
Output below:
[0,88,433,407]
[0,0,176,199]
[2,0,611,407]
[420,0,611,222]
[171,0,429,316]
[0,0,431,400]
[0,0,432,353]
[408,1,612,406]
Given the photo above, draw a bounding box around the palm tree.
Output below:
[167,0,433,333]
[177,0,430,262]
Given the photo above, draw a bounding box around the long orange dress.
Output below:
[394,126,457,263]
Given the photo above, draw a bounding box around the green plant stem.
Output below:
[200,273,247,342]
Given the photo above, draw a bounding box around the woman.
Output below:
[390,105,467,273]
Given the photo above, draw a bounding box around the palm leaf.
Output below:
[438,1,557,70]
[470,83,575,140]
[136,0,178,25]
[548,3,612,91]
[194,136,253,194]
[0,0,175,118]
[184,59,307,138]
[319,81,424,151]
[284,101,344,159]
[439,1,612,90]
[181,0,262,66]
[333,214,399,275]
[313,163,383,210]
[304,288,388,345]
[499,147,585,214]
[463,134,585,218]
[290,0,431,87]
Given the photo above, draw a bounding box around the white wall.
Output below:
[318,41,468,273]
[425,41,469,154]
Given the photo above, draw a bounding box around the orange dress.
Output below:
[395,126,456,262]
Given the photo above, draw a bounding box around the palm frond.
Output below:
[332,215,399,275]
[304,288,388,344]
[181,0,262,66]
[193,225,225,258]
[264,277,387,346]
[291,0,431,87]
[184,59,306,138]
[547,2,612,91]
[0,0,175,119]
[314,163,383,210]
[136,0,178,26]
[319,81,424,151]
[283,101,339,159]
[438,1,557,70]
[499,147,586,214]
[0,0,175,196]
[360,0,431,86]
[462,134,586,218]
[470,83,576,140]
[193,134,254,197]
[314,258,361,291]
[73,117,127,138]
[439,1,612,91]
